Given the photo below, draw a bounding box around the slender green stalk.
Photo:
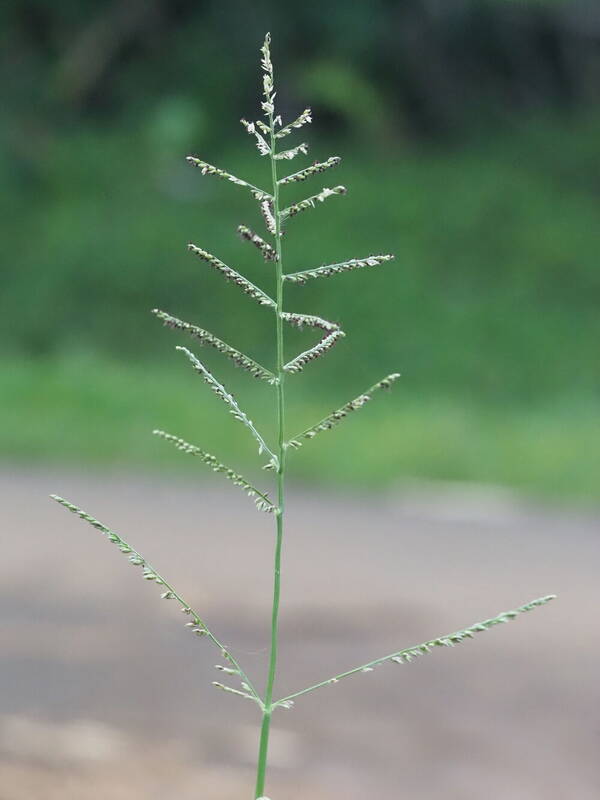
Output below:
[254,104,286,800]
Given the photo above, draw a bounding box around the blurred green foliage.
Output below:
[1,0,599,497]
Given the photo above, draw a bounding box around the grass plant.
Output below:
[50,35,555,798]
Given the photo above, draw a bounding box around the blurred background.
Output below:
[1,1,599,798]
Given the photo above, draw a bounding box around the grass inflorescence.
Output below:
[50,34,556,799]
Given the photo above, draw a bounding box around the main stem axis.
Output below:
[254,109,286,800]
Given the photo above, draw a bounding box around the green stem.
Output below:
[254,110,286,800]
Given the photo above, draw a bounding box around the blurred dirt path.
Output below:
[1,467,598,799]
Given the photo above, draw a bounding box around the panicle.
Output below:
[152,309,275,382]
[188,244,275,307]
[278,156,341,187]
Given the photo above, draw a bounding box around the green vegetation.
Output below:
[2,350,598,502]
[2,111,599,501]
[2,108,599,503]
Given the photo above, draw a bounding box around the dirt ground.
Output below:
[1,466,598,799]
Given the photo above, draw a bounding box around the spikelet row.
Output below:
[153,430,275,512]
[275,595,556,706]
[260,32,275,116]
[260,200,277,236]
[283,329,345,375]
[282,185,347,219]
[388,595,558,667]
[177,346,278,466]
[237,225,277,262]
[188,244,275,307]
[50,494,262,705]
[278,156,341,186]
[153,309,275,382]
[288,373,401,447]
[274,107,312,139]
[185,157,270,201]
[274,142,309,161]
[50,495,212,628]
[284,254,394,285]
[280,312,340,333]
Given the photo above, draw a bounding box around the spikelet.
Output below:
[176,346,278,467]
[212,682,256,701]
[186,157,271,201]
[188,244,275,308]
[152,309,275,382]
[274,595,556,706]
[237,225,277,262]
[284,254,394,285]
[282,185,347,219]
[288,373,401,448]
[214,664,240,675]
[153,430,276,513]
[278,156,341,187]
[283,329,345,375]
[275,107,312,139]
[274,142,309,161]
[280,312,340,333]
